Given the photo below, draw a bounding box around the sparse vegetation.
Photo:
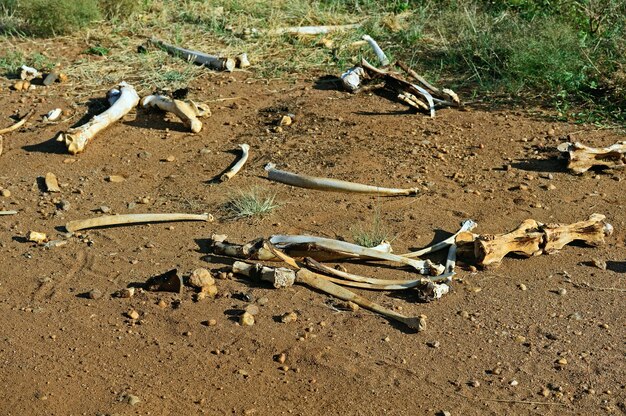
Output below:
[224,188,279,219]
[352,207,394,248]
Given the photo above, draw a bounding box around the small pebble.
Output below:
[201,284,218,297]
[1,189,11,197]
[557,288,567,296]
[88,289,102,300]
[127,309,140,320]
[276,353,286,364]
[257,297,269,306]
[280,311,298,323]
[126,394,140,406]
[541,387,550,397]
[427,341,440,348]
[106,175,125,183]
[165,155,176,162]
[557,358,568,366]
[189,268,215,288]
[459,310,470,319]
[518,283,527,291]
[240,312,255,326]
[245,304,260,316]
[99,205,111,213]
[510,379,519,386]
[591,258,607,270]
[207,319,217,326]
[157,299,167,308]
[279,365,289,372]
[468,380,480,387]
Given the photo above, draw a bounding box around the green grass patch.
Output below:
[351,207,394,248]
[224,188,279,219]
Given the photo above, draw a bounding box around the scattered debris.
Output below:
[141,94,210,133]
[20,65,41,80]
[148,38,235,72]
[0,109,35,135]
[56,82,140,154]
[558,141,626,174]
[65,212,213,233]
[44,172,61,193]
[236,53,250,69]
[220,144,250,182]
[145,269,183,293]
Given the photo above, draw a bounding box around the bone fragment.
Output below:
[362,35,389,66]
[150,38,235,72]
[0,109,35,135]
[20,65,41,80]
[403,219,477,258]
[542,213,612,254]
[398,92,429,111]
[65,213,213,233]
[56,82,139,154]
[0,136,2,156]
[142,95,210,133]
[340,66,366,92]
[267,24,361,36]
[27,231,47,244]
[0,210,18,215]
[444,244,457,276]
[265,163,419,196]
[236,53,250,68]
[475,220,544,268]
[220,144,250,182]
[44,108,62,122]
[269,234,444,275]
[44,172,61,193]
[558,141,626,174]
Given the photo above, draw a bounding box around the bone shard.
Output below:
[362,35,390,66]
[142,95,210,133]
[220,144,250,182]
[44,172,61,193]
[265,163,419,196]
[558,141,626,174]
[44,108,62,122]
[20,65,41,80]
[149,38,235,72]
[65,213,213,233]
[0,109,35,135]
[236,53,250,68]
[475,219,543,268]
[57,82,139,154]
[542,213,612,254]
[340,66,366,92]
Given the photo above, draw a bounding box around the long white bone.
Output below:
[220,144,250,182]
[362,35,390,66]
[267,24,361,36]
[0,109,35,135]
[142,95,210,133]
[150,38,235,72]
[265,163,419,196]
[269,234,444,275]
[57,82,139,154]
[402,219,477,258]
[65,213,213,233]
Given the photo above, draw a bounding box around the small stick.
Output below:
[65,213,213,233]
[220,144,250,182]
[265,163,419,196]
[0,210,18,215]
[0,109,35,135]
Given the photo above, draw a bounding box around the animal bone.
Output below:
[474,220,544,268]
[0,210,18,215]
[542,213,613,254]
[0,109,35,135]
[232,260,426,331]
[220,144,250,182]
[265,163,419,196]
[149,38,235,72]
[362,35,389,66]
[65,213,213,233]
[398,92,429,111]
[44,172,61,193]
[27,231,47,244]
[43,108,62,122]
[403,219,477,258]
[236,53,250,68]
[20,65,41,80]
[558,141,626,174]
[269,234,444,275]
[57,82,139,154]
[141,95,210,133]
[267,24,361,36]
[396,61,460,106]
[340,66,366,92]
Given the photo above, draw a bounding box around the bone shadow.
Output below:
[124,110,190,133]
[313,75,342,91]
[511,158,569,173]
[22,136,69,154]
[205,148,242,184]
[407,229,453,253]
[607,261,626,273]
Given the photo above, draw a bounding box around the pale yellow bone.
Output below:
[66,213,213,233]
[558,141,626,174]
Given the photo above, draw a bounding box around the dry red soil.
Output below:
[0,46,624,416]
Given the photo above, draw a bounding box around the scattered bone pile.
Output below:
[558,141,626,174]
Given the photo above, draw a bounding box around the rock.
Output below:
[518,283,527,291]
[1,189,11,197]
[58,200,71,211]
[137,151,151,159]
[426,341,440,348]
[240,312,255,326]
[201,284,218,298]
[468,380,480,387]
[245,304,260,316]
[207,319,217,326]
[459,310,470,319]
[165,155,176,162]
[43,72,58,86]
[44,172,61,192]
[88,289,102,300]
[510,379,519,386]
[276,352,286,364]
[556,288,567,296]
[145,269,182,293]
[257,297,269,306]
[125,394,140,406]
[189,268,215,288]
[27,231,47,244]
[591,258,607,270]
[127,309,140,320]
[280,311,298,323]
[279,115,292,126]
[115,287,134,298]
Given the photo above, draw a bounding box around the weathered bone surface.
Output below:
[0,109,35,135]
[267,24,361,36]
[66,213,213,233]
[44,108,62,122]
[269,234,444,275]
[150,38,235,72]
[236,53,250,68]
[542,213,613,254]
[44,172,61,193]
[398,92,428,111]
[474,219,543,268]
[265,163,419,196]
[403,219,477,258]
[142,95,210,133]
[20,65,41,81]
[340,66,366,92]
[220,144,250,182]
[362,35,389,66]
[0,210,18,215]
[558,141,626,174]
[57,82,139,154]
[396,61,460,106]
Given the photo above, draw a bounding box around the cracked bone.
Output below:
[142,95,210,133]
[340,66,366,92]
[403,219,477,258]
[558,141,626,174]
[56,82,139,154]
[65,212,213,233]
[542,213,613,254]
[220,144,250,182]
[362,35,390,66]
[265,163,419,196]
[20,65,41,81]
[232,259,426,331]
[0,109,35,135]
[150,38,235,72]
[474,219,544,268]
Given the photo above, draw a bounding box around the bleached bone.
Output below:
[340,66,366,92]
[141,95,210,133]
[444,244,457,276]
[44,172,61,193]
[232,260,426,330]
[267,24,361,36]
[56,82,139,154]
[475,220,544,268]
[557,141,626,174]
[149,38,235,72]
[236,53,250,68]
[541,213,613,254]
[27,231,47,244]
[398,92,429,111]
[403,219,477,258]
[396,61,460,106]
[362,35,389,66]
[20,65,41,81]
[265,163,419,196]
[0,109,35,135]
[0,210,18,215]
[270,234,444,275]
[43,108,62,122]
[220,144,250,182]
[65,213,213,233]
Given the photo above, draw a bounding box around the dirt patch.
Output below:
[0,46,624,416]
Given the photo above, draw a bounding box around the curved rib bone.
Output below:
[265,163,419,196]
[57,82,139,154]
[142,95,210,133]
[403,219,477,258]
[66,213,213,233]
[362,35,389,66]
[220,144,250,182]
[0,109,35,135]
[558,141,626,174]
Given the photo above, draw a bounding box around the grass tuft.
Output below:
[224,188,279,219]
[351,207,394,248]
